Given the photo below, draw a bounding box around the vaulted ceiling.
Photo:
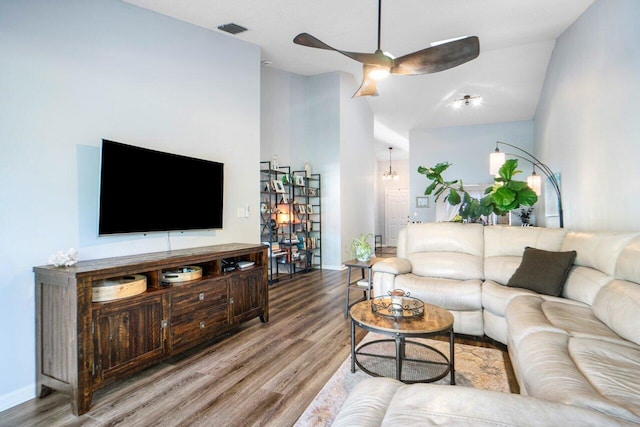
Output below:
[124,0,596,159]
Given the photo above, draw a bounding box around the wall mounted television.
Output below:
[98,139,224,235]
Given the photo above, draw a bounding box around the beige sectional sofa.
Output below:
[335,223,640,425]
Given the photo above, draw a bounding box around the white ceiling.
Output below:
[123,0,595,159]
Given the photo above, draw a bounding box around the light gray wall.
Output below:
[0,0,260,410]
[304,73,343,268]
[260,70,375,268]
[409,121,534,223]
[535,0,640,230]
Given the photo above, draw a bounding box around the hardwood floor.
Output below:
[1,263,517,427]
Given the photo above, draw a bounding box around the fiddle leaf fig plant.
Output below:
[417,159,537,221]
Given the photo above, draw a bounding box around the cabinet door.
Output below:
[229,269,266,324]
[93,293,166,384]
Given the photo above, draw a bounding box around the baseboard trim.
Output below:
[0,383,35,412]
[322,264,345,271]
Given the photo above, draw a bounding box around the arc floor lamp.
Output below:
[489,141,564,228]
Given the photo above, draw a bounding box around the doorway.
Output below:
[384,188,409,247]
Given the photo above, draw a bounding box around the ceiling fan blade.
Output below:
[352,64,380,97]
[391,36,480,75]
[293,33,392,66]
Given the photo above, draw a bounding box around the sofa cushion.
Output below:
[404,222,484,256]
[570,337,640,420]
[561,231,640,275]
[484,256,522,285]
[506,296,624,349]
[615,236,640,283]
[505,296,569,348]
[371,257,412,275]
[593,280,640,346]
[507,247,576,296]
[515,332,640,423]
[484,225,566,257]
[482,280,537,317]
[562,265,615,306]
[395,274,482,311]
[332,377,402,427]
[408,252,483,281]
[335,378,631,427]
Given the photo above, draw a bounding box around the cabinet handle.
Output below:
[199,292,205,301]
[199,321,205,329]
[230,297,234,304]
[161,320,168,329]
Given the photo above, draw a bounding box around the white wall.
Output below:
[409,121,534,223]
[0,0,260,410]
[339,73,376,262]
[260,68,293,166]
[535,0,640,230]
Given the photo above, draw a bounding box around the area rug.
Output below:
[294,333,511,427]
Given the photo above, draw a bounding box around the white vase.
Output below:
[355,247,371,262]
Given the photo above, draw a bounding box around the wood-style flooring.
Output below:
[1,256,517,427]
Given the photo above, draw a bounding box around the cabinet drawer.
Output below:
[171,304,230,351]
[171,278,227,317]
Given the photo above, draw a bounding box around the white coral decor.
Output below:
[48,248,79,267]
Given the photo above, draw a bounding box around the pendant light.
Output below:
[382,147,398,181]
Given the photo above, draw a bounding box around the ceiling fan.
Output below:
[293,0,480,97]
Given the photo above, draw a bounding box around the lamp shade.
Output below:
[489,151,506,175]
[527,173,542,196]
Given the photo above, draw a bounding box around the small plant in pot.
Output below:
[351,233,373,262]
[417,159,538,222]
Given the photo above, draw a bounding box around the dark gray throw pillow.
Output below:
[507,246,577,296]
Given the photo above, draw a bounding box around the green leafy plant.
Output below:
[351,233,373,261]
[417,159,538,221]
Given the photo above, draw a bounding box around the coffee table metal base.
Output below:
[354,338,451,383]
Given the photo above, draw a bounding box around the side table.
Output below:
[343,259,375,318]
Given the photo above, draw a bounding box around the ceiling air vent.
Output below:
[217,23,247,35]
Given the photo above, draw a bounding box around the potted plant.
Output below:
[417,159,538,222]
[351,233,373,262]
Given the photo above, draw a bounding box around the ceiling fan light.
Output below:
[369,66,390,81]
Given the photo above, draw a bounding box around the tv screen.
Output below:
[98,139,223,235]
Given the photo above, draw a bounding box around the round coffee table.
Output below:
[350,299,455,384]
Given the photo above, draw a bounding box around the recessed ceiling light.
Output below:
[261,60,272,66]
[217,23,247,35]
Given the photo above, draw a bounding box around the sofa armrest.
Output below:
[372,257,412,275]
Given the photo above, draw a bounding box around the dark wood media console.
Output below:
[34,243,268,415]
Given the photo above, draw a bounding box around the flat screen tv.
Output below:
[98,139,224,235]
